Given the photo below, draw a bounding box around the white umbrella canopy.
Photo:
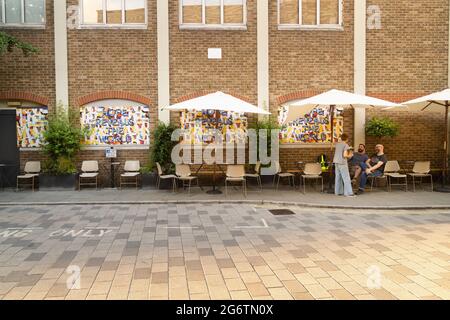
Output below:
[403,88,450,112]
[163,91,270,115]
[403,89,450,185]
[283,89,401,124]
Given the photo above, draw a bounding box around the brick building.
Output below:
[0,0,449,186]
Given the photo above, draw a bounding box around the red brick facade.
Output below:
[1,0,449,185]
[0,0,55,109]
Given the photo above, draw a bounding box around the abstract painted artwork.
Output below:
[81,105,150,145]
[180,110,248,144]
[279,106,344,144]
[16,107,48,148]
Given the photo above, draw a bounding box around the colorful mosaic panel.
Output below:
[81,105,149,145]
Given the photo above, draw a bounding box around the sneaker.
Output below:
[345,194,357,198]
[356,189,365,195]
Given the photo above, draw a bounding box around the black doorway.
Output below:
[0,109,19,188]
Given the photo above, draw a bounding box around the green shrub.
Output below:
[0,31,38,55]
[42,108,87,175]
[146,122,178,174]
[365,117,400,138]
[249,117,280,165]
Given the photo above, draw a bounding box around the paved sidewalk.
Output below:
[0,186,450,209]
[0,203,449,300]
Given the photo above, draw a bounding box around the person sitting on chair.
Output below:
[350,144,369,184]
[356,144,387,195]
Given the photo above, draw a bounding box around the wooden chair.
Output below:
[156,162,177,192]
[384,160,407,191]
[175,164,199,194]
[79,161,99,190]
[408,161,433,192]
[120,160,141,189]
[244,161,262,191]
[17,161,41,192]
[273,161,295,190]
[225,165,247,197]
[301,163,323,194]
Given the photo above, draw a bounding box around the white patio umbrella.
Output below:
[283,89,401,125]
[163,91,270,115]
[403,89,450,185]
[162,91,270,194]
[282,89,401,192]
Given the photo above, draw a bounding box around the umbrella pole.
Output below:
[326,105,336,193]
[444,103,449,185]
[207,110,222,195]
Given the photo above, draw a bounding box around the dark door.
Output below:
[0,109,20,188]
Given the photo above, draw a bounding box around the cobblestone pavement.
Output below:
[0,204,449,300]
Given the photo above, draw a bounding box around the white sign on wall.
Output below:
[208,48,222,60]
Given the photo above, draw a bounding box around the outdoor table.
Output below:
[193,161,226,194]
[287,161,305,186]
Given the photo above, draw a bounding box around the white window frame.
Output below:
[277,0,343,31]
[79,0,148,29]
[0,0,46,29]
[179,0,247,31]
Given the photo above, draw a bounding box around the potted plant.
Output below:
[365,117,400,141]
[248,117,280,184]
[141,122,178,189]
[40,108,87,190]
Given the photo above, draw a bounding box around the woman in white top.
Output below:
[333,133,355,197]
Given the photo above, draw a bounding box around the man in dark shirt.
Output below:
[349,144,369,182]
[356,144,388,194]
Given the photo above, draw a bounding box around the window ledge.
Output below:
[280,143,333,149]
[278,24,344,31]
[0,24,46,30]
[77,24,148,30]
[179,24,247,31]
[20,147,42,151]
[81,145,150,151]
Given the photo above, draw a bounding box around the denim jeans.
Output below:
[334,163,353,196]
[359,162,383,190]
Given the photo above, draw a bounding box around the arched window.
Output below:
[80,99,150,146]
[0,100,48,149]
[278,103,343,144]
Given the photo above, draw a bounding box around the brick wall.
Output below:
[64,0,158,172]
[269,0,355,112]
[269,0,355,166]
[366,0,449,168]
[0,0,55,109]
[366,110,446,169]
[279,108,355,170]
[168,0,258,117]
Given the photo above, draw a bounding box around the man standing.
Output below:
[350,144,369,184]
[356,144,388,195]
[333,133,355,197]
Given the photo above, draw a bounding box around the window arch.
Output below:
[80,99,150,146]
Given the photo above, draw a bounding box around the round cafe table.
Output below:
[193,160,225,195]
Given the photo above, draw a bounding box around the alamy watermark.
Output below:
[171,129,279,175]
[366,265,382,290]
